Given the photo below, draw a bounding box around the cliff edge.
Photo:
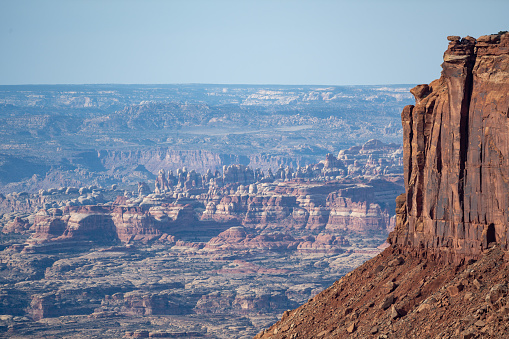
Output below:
[255,33,509,338]
[390,33,509,264]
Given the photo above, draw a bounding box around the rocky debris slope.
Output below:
[256,32,509,339]
[256,244,509,339]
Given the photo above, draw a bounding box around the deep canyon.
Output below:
[0,83,409,337]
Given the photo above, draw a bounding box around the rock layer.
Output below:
[390,33,509,264]
[257,33,509,339]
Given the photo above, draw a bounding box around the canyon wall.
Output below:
[25,179,398,250]
[390,33,509,263]
[257,32,509,339]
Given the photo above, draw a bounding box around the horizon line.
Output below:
[0,82,417,88]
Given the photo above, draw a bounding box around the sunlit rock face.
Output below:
[257,33,509,339]
[390,33,509,263]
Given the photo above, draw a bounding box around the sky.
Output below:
[1,0,508,86]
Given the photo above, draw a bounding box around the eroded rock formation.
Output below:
[390,33,509,264]
[0,130,404,337]
[257,32,509,339]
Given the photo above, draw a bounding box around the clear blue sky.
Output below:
[1,0,507,86]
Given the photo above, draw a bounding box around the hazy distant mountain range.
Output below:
[0,84,413,192]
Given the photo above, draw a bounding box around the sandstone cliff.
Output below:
[256,33,509,339]
[390,33,509,264]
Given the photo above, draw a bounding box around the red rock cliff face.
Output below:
[255,34,509,339]
[390,33,509,263]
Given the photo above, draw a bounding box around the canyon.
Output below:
[257,32,509,338]
[0,84,411,193]
[0,140,403,338]
[6,28,507,339]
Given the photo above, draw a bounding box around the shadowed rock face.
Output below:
[390,33,509,264]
